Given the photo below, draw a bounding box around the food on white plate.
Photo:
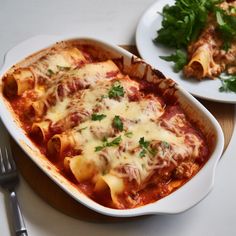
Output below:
[154,0,236,93]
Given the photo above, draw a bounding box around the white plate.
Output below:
[136,0,236,103]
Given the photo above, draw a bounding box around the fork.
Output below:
[0,145,28,236]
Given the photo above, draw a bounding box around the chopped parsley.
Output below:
[222,41,231,52]
[94,146,104,152]
[139,149,147,158]
[219,75,236,92]
[47,69,55,77]
[213,6,236,91]
[124,131,133,138]
[95,136,122,152]
[138,137,157,158]
[139,137,150,149]
[106,136,122,146]
[159,49,187,72]
[215,7,236,48]
[154,0,217,49]
[56,65,71,71]
[47,65,71,76]
[91,113,107,121]
[113,115,123,131]
[108,82,125,98]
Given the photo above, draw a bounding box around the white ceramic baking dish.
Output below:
[0,35,224,217]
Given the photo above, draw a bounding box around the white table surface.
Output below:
[0,0,236,235]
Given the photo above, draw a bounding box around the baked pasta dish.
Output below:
[2,41,209,209]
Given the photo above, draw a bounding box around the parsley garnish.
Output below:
[160,50,187,72]
[154,0,223,72]
[124,131,133,138]
[113,116,123,131]
[222,41,231,52]
[107,136,122,146]
[56,65,71,71]
[47,69,55,77]
[95,136,122,152]
[138,137,157,158]
[219,75,236,93]
[108,82,125,98]
[139,137,150,149]
[91,113,107,121]
[95,146,104,152]
[154,0,218,49]
[139,149,147,158]
[215,7,236,50]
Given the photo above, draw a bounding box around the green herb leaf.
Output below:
[138,137,157,157]
[47,69,55,77]
[107,136,122,147]
[219,75,236,93]
[139,149,147,158]
[148,148,157,157]
[95,136,122,152]
[56,65,71,71]
[95,146,104,152]
[215,7,236,49]
[113,116,123,131]
[139,137,149,158]
[108,82,125,98]
[222,41,231,52]
[160,49,187,72]
[124,131,133,138]
[154,0,217,49]
[91,113,107,121]
[139,137,150,149]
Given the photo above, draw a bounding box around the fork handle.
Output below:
[9,190,28,236]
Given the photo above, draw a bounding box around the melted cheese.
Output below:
[34,47,87,75]
[31,60,122,125]
[50,78,202,186]
[45,97,70,122]
[27,55,204,188]
[68,60,122,86]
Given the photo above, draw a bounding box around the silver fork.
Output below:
[0,145,28,236]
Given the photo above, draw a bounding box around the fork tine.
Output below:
[4,146,12,171]
[4,146,16,171]
[0,147,6,173]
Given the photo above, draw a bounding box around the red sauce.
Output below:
[106,70,119,78]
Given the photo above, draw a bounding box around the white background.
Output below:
[0,0,236,235]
